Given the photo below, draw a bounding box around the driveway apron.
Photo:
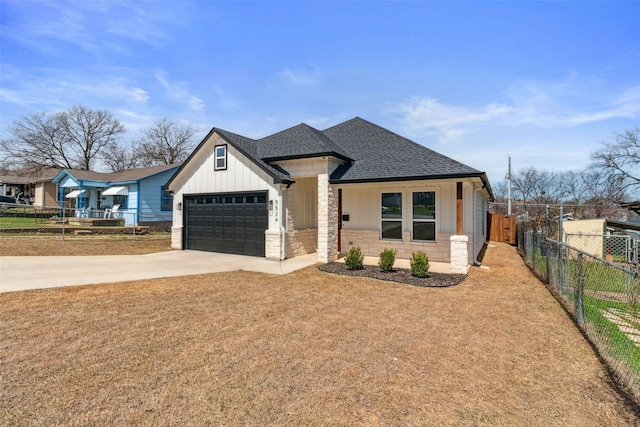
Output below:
[0,251,318,293]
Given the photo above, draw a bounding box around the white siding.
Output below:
[339,180,459,235]
[291,177,317,229]
[170,133,278,228]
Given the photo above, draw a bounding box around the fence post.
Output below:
[545,239,550,283]
[577,253,584,326]
[62,206,66,240]
[558,243,564,292]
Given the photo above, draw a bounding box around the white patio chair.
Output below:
[104,204,120,218]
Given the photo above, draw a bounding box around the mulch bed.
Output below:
[318,262,467,288]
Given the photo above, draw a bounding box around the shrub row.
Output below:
[344,246,430,277]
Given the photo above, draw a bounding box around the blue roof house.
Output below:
[52,163,180,227]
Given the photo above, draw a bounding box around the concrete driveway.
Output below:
[0,251,318,293]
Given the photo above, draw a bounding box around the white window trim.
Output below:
[214,144,227,171]
[411,189,437,242]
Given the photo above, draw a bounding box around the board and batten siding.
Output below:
[170,133,278,228]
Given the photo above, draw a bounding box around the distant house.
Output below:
[0,168,61,206]
[166,117,493,274]
[51,164,181,228]
[562,218,638,261]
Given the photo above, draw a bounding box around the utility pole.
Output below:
[507,156,512,215]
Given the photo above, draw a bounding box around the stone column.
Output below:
[450,234,470,274]
[317,173,338,263]
[265,229,283,261]
[171,225,183,250]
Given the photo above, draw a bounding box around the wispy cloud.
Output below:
[0,66,149,110]
[1,1,194,56]
[277,66,321,87]
[394,77,640,143]
[155,72,205,110]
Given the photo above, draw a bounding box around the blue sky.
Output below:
[1,1,639,186]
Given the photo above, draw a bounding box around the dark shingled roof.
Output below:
[324,117,483,183]
[169,117,491,193]
[258,123,352,162]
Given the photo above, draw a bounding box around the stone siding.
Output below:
[341,229,453,262]
[265,229,283,260]
[286,228,318,258]
[317,174,338,263]
[450,235,470,274]
[171,225,183,250]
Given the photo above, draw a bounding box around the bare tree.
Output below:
[591,127,640,195]
[101,142,143,172]
[137,118,195,167]
[0,106,125,171]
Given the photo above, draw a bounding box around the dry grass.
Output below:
[0,235,172,256]
[1,242,639,426]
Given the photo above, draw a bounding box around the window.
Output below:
[161,185,173,211]
[214,144,227,170]
[412,191,436,241]
[113,194,127,208]
[381,192,402,239]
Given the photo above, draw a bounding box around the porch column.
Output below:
[317,173,338,263]
[450,182,469,274]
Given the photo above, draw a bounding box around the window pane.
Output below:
[215,146,226,157]
[381,192,402,219]
[216,158,225,169]
[413,192,435,219]
[413,221,435,241]
[382,221,402,239]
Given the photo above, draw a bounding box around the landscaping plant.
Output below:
[344,246,364,270]
[410,251,430,278]
[378,248,397,273]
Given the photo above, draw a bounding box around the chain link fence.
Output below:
[0,203,172,239]
[565,233,638,265]
[518,221,640,404]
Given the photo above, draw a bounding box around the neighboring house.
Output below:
[562,218,639,261]
[166,117,493,274]
[52,164,181,227]
[0,168,61,206]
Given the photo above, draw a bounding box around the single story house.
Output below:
[52,164,181,227]
[0,168,61,206]
[166,117,493,273]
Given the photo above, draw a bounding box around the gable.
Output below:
[167,132,276,195]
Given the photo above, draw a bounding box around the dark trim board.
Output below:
[183,191,269,257]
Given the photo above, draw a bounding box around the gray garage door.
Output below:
[184,192,268,256]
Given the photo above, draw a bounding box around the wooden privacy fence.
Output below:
[488,213,516,245]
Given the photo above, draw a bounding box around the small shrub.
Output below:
[378,248,397,273]
[410,251,430,278]
[344,246,364,270]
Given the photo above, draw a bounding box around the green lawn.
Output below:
[0,216,51,228]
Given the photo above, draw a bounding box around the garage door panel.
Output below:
[185,192,268,256]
